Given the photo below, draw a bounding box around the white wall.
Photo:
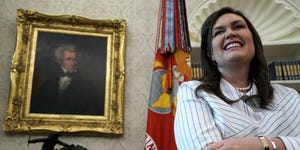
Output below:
[0,0,299,149]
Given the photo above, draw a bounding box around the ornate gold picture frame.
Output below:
[3,9,126,136]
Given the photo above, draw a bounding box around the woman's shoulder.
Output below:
[177,80,205,102]
[271,83,300,104]
[177,80,204,98]
[179,80,202,90]
[271,83,299,94]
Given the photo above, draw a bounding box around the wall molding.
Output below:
[188,0,300,47]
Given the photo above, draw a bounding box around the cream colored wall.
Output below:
[1,0,300,150]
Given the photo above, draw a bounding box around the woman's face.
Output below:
[210,13,255,68]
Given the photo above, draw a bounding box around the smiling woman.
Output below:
[174,7,300,150]
[211,13,255,71]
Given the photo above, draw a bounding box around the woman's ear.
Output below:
[206,49,217,66]
[206,48,214,60]
[206,48,211,58]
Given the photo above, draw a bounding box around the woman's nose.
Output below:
[225,29,237,39]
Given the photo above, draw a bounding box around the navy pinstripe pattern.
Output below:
[165,0,175,50]
[174,79,300,150]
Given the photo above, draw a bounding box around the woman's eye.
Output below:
[234,24,246,29]
[213,30,224,37]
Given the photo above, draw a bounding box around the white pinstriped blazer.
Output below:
[174,79,300,150]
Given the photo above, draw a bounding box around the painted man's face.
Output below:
[62,51,77,73]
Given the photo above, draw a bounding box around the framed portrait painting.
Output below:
[3,9,126,136]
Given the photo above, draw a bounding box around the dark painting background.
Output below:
[31,31,108,110]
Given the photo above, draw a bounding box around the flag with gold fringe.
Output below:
[145,0,192,149]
